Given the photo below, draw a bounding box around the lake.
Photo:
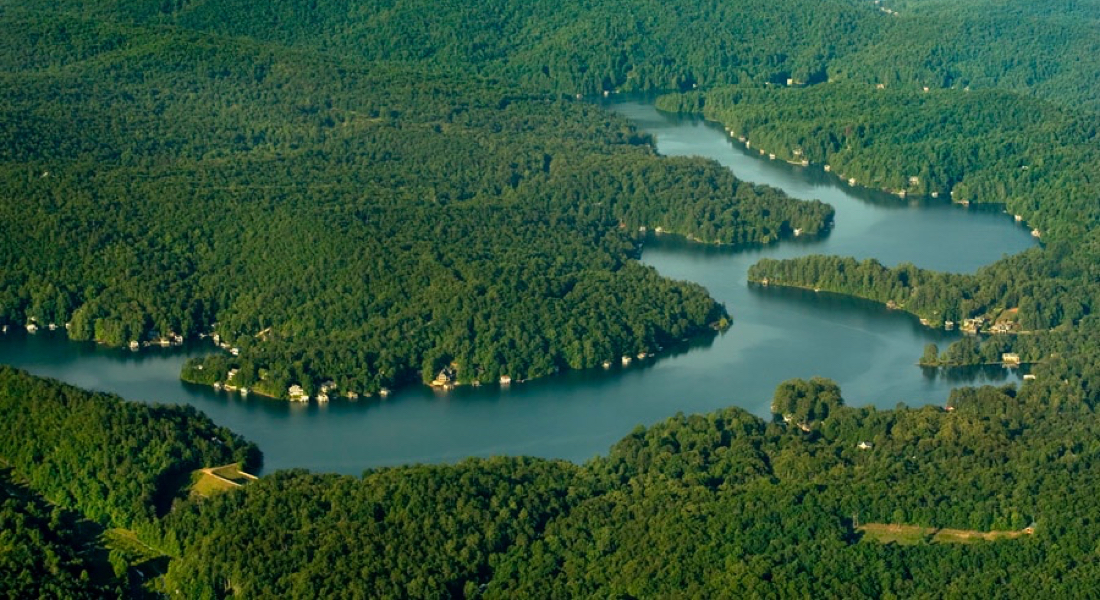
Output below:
[0,101,1037,474]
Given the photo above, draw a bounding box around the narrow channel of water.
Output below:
[0,102,1037,474]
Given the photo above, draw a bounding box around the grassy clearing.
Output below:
[190,469,239,498]
[933,527,1029,543]
[210,463,257,484]
[858,523,936,545]
[859,523,1033,545]
[189,463,257,499]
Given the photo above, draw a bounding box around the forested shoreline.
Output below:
[0,4,845,399]
[7,365,1100,597]
[657,67,1100,378]
[5,0,1099,398]
[8,0,1100,595]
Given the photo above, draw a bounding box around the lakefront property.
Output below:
[2,0,1099,596]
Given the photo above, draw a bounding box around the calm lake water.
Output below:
[0,102,1037,474]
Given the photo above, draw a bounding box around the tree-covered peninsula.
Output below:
[0,4,840,399]
[653,28,1100,373]
[7,0,1100,596]
[6,0,1100,399]
[655,79,1100,373]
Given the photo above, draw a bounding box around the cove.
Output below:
[0,101,1037,474]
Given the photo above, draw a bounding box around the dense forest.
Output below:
[8,0,1100,596]
[5,0,1100,399]
[0,469,122,599]
[657,83,1100,240]
[6,0,1100,398]
[0,367,259,528]
[0,4,844,398]
[7,368,1100,597]
[40,0,1100,109]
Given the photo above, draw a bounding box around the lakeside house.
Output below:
[961,317,986,334]
[379,387,391,397]
[621,356,632,366]
[432,368,456,389]
[288,384,309,402]
[1002,353,1021,365]
[499,375,512,385]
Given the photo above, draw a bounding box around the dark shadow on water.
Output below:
[930,364,1019,384]
[746,284,963,343]
[2,329,212,363]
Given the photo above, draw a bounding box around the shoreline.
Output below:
[179,321,729,404]
[751,278,1039,337]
